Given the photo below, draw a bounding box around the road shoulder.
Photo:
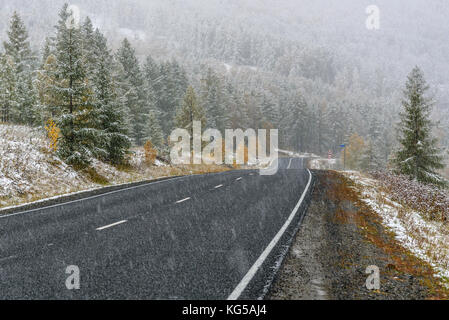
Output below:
[268,170,449,300]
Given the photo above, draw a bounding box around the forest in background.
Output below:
[0,0,448,177]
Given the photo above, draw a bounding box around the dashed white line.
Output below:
[227,169,313,300]
[96,220,128,231]
[214,184,224,189]
[176,197,191,204]
[287,158,292,169]
[236,177,243,181]
[0,255,18,262]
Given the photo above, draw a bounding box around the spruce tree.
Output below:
[395,66,445,186]
[40,37,53,68]
[3,12,33,74]
[261,92,280,128]
[154,59,188,137]
[0,54,18,123]
[92,29,131,164]
[52,4,97,167]
[81,17,96,82]
[200,68,227,131]
[116,38,149,145]
[3,11,37,125]
[146,110,164,149]
[174,86,207,137]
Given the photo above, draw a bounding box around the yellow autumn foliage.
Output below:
[144,140,157,166]
[44,118,60,153]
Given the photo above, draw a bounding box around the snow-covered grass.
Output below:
[370,171,448,221]
[344,171,449,285]
[0,123,229,210]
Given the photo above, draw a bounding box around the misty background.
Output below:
[0,0,448,173]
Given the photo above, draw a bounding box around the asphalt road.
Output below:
[0,157,313,300]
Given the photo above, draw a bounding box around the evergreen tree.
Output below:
[92,29,131,164]
[365,109,384,169]
[395,67,445,186]
[40,37,53,68]
[3,11,37,125]
[286,92,309,152]
[224,82,247,129]
[116,38,148,145]
[154,59,189,137]
[200,68,226,131]
[52,4,97,167]
[174,86,207,138]
[81,17,96,81]
[261,92,280,128]
[0,54,18,123]
[3,11,33,74]
[146,110,164,149]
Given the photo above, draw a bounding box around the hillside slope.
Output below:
[0,124,226,210]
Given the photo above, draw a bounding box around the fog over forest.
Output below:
[0,0,448,170]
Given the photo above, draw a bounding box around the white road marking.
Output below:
[287,158,292,169]
[0,170,234,220]
[214,184,224,189]
[227,169,313,300]
[236,177,243,181]
[176,197,191,204]
[96,220,128,231]
[0,255,18,262]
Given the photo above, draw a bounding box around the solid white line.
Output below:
[176,197,191,204]
[214,184,224,189]
[287,158,293,169]
[96,220,128,231]
[227,169,313,300]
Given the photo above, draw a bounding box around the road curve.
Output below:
[0,157,313,299]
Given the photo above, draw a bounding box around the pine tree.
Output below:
[0,54,18,123]
[52,4,97,167]
[200,68,226,131]
[261,92,280,128]
[365,109,384,169]
[116,38,149,145]
[395,66,445,186]
[92,29,131,164]
[146,110,164,150]
[3,11,37,125]
[41,37,53,68]
[3,12,33,74]
[224,82,247,129]
[154,59,189,137]
[174,86,207,137]
[286,92,309,152]
[81,17,96,82]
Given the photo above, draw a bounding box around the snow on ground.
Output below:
[0,124,226,210]
[344,171,449,285]
[0,124,93,204]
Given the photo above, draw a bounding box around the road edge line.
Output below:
[227,168,313,300]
